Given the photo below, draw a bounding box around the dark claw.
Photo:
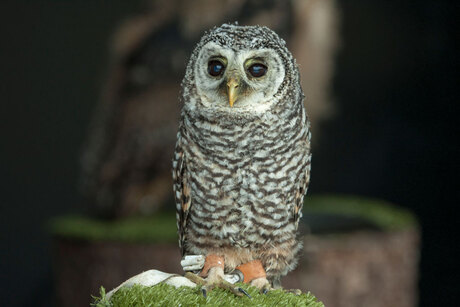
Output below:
[262,288,269,295]
[238,287,252,299]
[201,288,207,298]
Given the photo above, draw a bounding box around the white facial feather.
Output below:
[193,42,285,114]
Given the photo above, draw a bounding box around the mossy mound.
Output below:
[48,212,177,243]
[92,283,324,307]
[305,195,418,231]
[49,195,417,243]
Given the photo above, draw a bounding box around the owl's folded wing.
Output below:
[172,138,191,256]
[293,126,312,230]
[293,165,309,230]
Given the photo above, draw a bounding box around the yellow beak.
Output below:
[227,76,239,107]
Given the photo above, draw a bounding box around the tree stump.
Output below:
[284,230,419,307]
[50,196,419,306]
[53,241,182,307]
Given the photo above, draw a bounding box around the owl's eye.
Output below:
[208,60,225,77]
[248,63,267,77]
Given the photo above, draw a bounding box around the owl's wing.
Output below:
[293,131,312,230]
[172,136,191,256]
[293,166,310,230]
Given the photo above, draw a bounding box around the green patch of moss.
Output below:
[305,195,418,231]
[92,283,324,307]
[48,212,177,243]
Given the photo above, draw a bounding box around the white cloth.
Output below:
[106,269,196,300]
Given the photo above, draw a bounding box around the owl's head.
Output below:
[183,24,300,115]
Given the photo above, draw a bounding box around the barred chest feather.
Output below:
[180,102,310,250]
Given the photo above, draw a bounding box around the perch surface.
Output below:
[93,283,324,307]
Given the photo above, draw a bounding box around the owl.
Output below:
[173,24,311,294]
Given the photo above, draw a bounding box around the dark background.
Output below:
[0,1,457,306]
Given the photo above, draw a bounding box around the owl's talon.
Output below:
[218,280,244,297]
[238,287,252,298]
[259,282,271,295]
[201,287,207,298]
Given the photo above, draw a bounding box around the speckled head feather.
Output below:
[173,23,311,286]
[181,24,303,121]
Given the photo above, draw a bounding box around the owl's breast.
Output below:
[183,110,309,249]
[186,142,302,248]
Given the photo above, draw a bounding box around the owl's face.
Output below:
[193,42,286,112]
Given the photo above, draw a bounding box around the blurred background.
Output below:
[0,0,457,306]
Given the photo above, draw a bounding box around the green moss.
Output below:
[92,287,111,307]
[92,283,324,307]
[305,195,418,231]
[48,212,177,243]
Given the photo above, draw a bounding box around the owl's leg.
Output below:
[235,260,271,294]
[235,260,300,295]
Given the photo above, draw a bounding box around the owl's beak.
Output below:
[227,76,240,107]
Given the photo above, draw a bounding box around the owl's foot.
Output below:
[185,254,249,297]
[234,259,270,294]
[250,276,272,294]
[185,268,251,299]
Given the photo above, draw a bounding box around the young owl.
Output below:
[173,24,311,294]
